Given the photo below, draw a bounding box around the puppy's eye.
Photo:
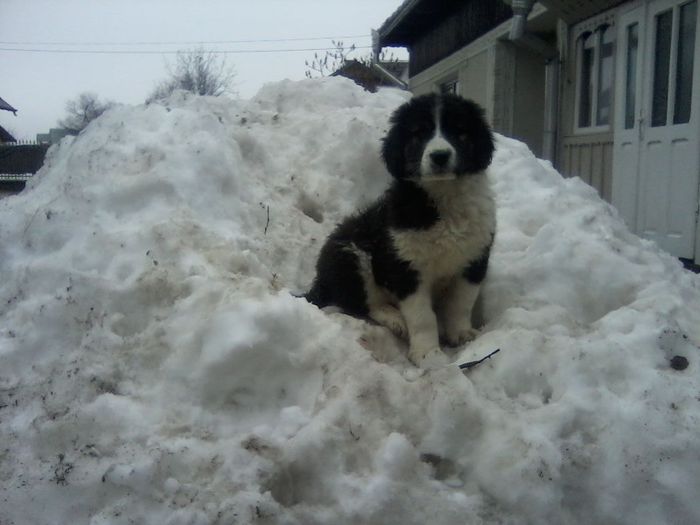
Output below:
[410,122,432,134]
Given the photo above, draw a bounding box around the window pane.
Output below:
[596,25,614,125]
[440,79,458,95]
[652,10,673,127]
[674,0,697,124]
[625,23,639,129]
[579,33,594,127]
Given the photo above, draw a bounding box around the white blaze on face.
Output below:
[419,100,457,179]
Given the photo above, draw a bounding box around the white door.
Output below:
[612,0,700,259]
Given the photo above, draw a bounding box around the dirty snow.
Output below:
[1,77,699,525]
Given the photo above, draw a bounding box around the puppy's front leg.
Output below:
[441,277,480,347]
[400,287,447,368]
[441,247,490,346]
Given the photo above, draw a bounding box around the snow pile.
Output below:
[1,77,699,525]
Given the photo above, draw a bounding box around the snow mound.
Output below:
[1,77,699,524]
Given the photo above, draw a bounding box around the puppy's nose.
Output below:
[429,150,451,167]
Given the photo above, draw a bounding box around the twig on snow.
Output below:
[458,348,501,371]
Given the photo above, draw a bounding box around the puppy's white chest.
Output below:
[392,215,487,279]
[390,179,495,281]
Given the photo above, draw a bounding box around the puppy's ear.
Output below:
[467,126,494,173]
[464,102,495,173]
[381,120,406,179]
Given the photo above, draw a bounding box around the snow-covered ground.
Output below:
[1,77,699,525]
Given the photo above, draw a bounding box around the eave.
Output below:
[378,0,467,47]
[536,0,627,24]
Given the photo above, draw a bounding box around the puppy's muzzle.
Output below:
[429,150,452,169]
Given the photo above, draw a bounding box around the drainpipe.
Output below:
[542,60,559,163]
[507,0,560,162]
[509,0,536,41]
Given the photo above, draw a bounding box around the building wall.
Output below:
[408,1,512,76]
[410,39,497,120]
[512,46,547,158]
[561,134,614,199]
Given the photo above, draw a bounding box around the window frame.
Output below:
[438,76,460,95]
[573,20,617,134]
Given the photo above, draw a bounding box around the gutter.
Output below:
[371,30,409,90]
[507,0,559,162]
[372,62,409,90]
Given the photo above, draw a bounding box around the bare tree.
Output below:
[58,92,115,133]
[305,40,357,78]
[147,48,236,103]
[304,41,399,78]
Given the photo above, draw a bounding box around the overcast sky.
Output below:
[0,0,406,140]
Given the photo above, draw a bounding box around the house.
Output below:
[0,125,16,144]
[376,0,700,264]
[0,96,17,115]
[0,96,51,193]
[331,59,409,92]
[0,95,18,143]
[36,128,75,145]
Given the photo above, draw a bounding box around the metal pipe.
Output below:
[507,0,559,162]
[372,62,408,90]
[509,0,537,40]
[542,60,560,162]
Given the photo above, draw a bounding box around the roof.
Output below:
[537,0,627,23]
[0,125,17,143]
[331,60,408,92]
[378,0,467,47]
[0,96,17,115]
[378,0,629,48]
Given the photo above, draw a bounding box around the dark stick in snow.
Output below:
[459,348,501,370]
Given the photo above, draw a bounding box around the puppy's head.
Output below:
[381,93,494,182]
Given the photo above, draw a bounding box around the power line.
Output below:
[0,34,371,47]
[0,45,373,55]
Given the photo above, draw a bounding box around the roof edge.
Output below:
[377,0,422,45]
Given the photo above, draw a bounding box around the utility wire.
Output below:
[0,45,373,55]
[0,34,371,46]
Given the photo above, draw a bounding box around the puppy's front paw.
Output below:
[370,305,408,340]
[444,326,479,348]
[409,347,448,369]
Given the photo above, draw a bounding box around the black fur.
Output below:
[305,194,422,309]
[306,93,494,321]
[381,93,494,180]
[463,240,493,284]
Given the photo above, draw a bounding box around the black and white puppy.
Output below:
[306,93,496,368]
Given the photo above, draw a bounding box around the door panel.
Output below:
[612,7,645,230]
[613,0,700,258]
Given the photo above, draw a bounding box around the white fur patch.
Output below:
[390,172,495,287]
[419,101,457,178]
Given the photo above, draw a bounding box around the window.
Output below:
[579,32,595,128]
[597,25,614,125]
[576,24,615,131]
[624,23,639,129]
[651,0,697,127]
[652,10,673,126]
[440,78,459,95]
[674,0,697,124]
